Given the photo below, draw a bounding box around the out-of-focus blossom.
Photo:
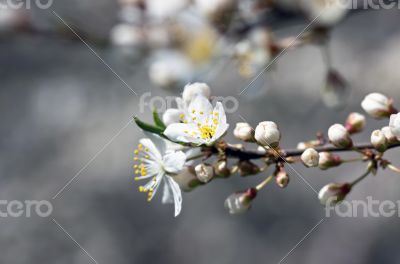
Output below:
[149,51,194,88]
[234,28,272,78]
[300,0,349,27]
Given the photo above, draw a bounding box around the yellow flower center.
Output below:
[199,124,216,140]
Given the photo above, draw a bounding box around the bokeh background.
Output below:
[1,1,400,263]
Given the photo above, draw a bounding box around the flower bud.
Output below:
[318,152,342,170]
[328,124,353,148]
[224,188,257,214]
[233,122,254,142]
[194,163,214,183]
[238,160,260,177]
[345,112,366,134]
[275,170,289,188]
[318,183,351,206]
[257,146,267,154]
[162,108,183,126]
[214,160,231,178]
[389,113,400,140]
[371,130,388,152]
[381,126,398,143]
[172,166,202,192]
[301,148,319,167]
[361,93,396,119]
[254,121,281,148]
[182,82,211,106]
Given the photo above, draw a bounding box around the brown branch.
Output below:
[214,142,400,161]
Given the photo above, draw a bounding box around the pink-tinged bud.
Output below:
[318,152,342,170]
[389,113,400,140]
[345,112,366,134]
[238,160,260,177]
[318,183,352,206]
[328,124,353,148]
[195,163,214,183]
[381,126,398,143]
[361,93,397,119]
[275,170,289,188]
[233,122,254,142]
[254,121,281,148]
[224,188,257,214]
[371,130,388,152]
[301,148,319,167]
[173,167,202,192]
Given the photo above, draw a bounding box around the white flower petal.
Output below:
[166,176,183,217]
[188,95,213,124]
[164,123,203,144]
[163,151,186,174]
[138,138,162,161]
[162,181,174,204]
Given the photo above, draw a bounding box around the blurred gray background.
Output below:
[1,1,400,264]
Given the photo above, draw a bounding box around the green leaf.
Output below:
[134,116,164,135]
[152,109,166,130]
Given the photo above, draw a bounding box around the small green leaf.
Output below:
[134,116,164,135]
[153,109,166,130]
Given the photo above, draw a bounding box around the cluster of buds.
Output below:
[134,81,400,217]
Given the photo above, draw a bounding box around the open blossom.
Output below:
[254,121,281,148]
[328,124,353,148]
[133,133,186,217]
[164,94,229,146]
[361,93,395,119]
[389,113,400,140]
